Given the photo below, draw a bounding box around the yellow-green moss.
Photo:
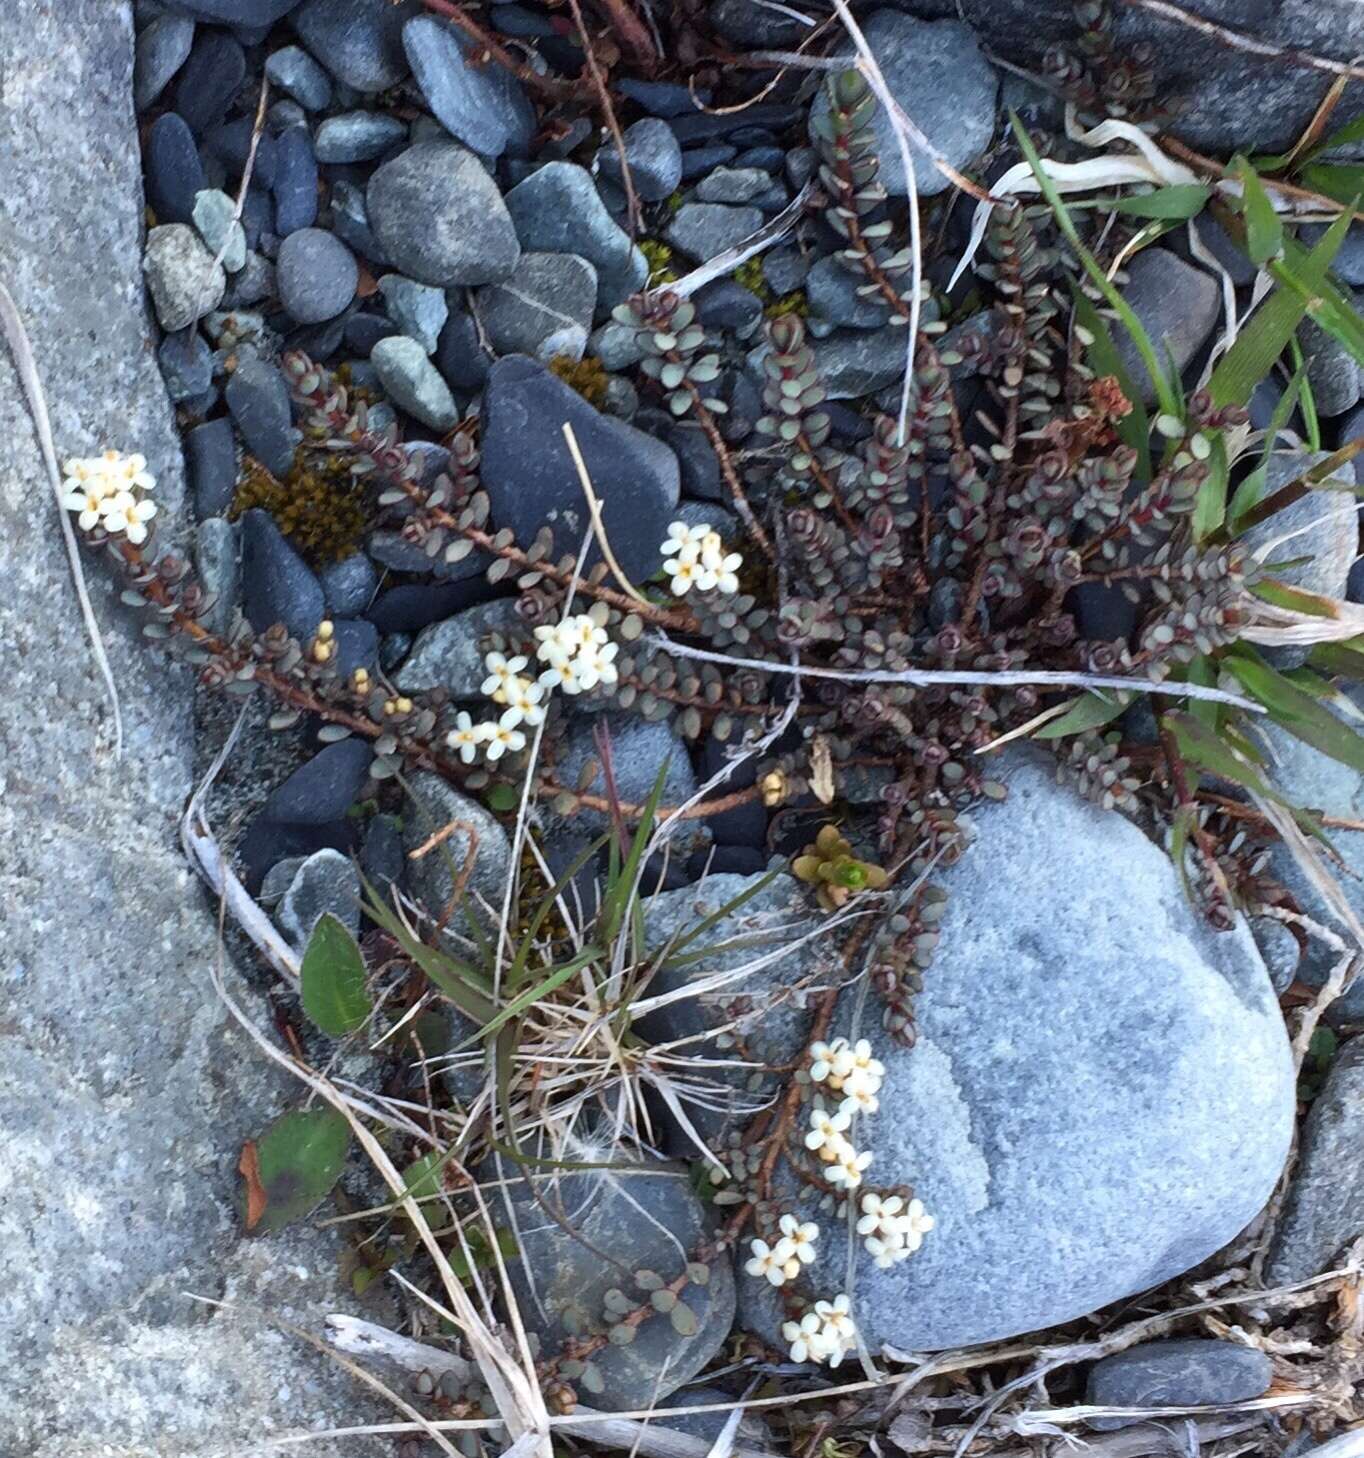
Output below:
[229,449,370,563]
[765,290,808,318]
[549,354,610,407]
[639,238,678,287]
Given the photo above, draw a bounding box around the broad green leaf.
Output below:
[402,1149,449,1202]
[1012,113,1182,419]
[1252,580,1339,617]
[1209,205,1350,407]
[1224,650,1364,775]
[1071,282,1151,476]
[1308,638,1364,681]
[242,1106,349,1235]
[1272,226,1364,368]
[1033,690,1130,739]
[1184,655,1222,732]
[1108,183,1211,220]
[485,782,520,812]
[1164,711,1293,806]
[1232,155,1283,265]
[1300,163,1364,208]
[300,912,371,1036]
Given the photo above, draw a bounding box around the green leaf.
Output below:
[1313,113,1364,158]
[457,947,603,1049]
[1108,183,1211,220]
[1227,364,1304,526]
[1224,649,1364,775]
[599,762,671,946]
[1252,579,1340,617]
[402,1149,449,1203]
[1232,155,1283,265]
[1209,205,1350,407]
[1308,637,1364,681]
[300,913,371,1036]
[1034,690,1130,739]
[1272,226,1364,369]
[1191,429,1229,543]
[1164,710,1294,807]
[1071,282,1151,476]
[485,782,520,812]
[243,1107,349,1235]
[1288,336,1322,451]
[1011,113,1181,419]
[656,867,784,965]
[1300,163,1364,208]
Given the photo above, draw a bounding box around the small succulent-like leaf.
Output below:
[670,1302,699,1337]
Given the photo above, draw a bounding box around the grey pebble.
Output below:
[314,111,407,163]
[378,273,448,354]
[372,335,460,430]
[276,227,359,324]
[143,223,226,330]
[264,45,333,111]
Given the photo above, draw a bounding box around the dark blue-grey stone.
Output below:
[808,11,997,198]
[761,244,809,296]
[695,166,770,204]
[186,418,238,517]
[616,78,710,117]
[163,0,302,21]
[668,103,801,148]
[262,738,375,825]
[665,421,722,501]
[293,0,419,92]
[1085,1340,1274,1430]
[694,278,762,335]
[488,3,556,38]
[401,772,513,915]
[1240,452,1357,601]
[329,618,379,678]
[276,227,359,323]
[360,812,405,903]
[193,516,240,637]
[377,273,448,354]
[394,596,525,697]
[145,113,207,224]
[328,179,386,263]
[726,125,778,149]
[734,145,785,172]
[135,14,195,111]
[480,355,679,582]
[204,119,279,188]
[172,30,246,136]
[666,202,763,260]
[1300,310,1363,417]
[367,579,495,634]
[402,14,533,158]
[265,44,333,110]
[435,301,489,387]
[240,508,325,639]
[371,335,460,429]
[315,111,407,163]
[1112,249,1220,404]
[344,312,398,356]
[288,310,350,361]
[1301,220,1364,287]
[367,140,519,286]
[503,162,646,312]
[596,117,682,202]
[679,144,736,180]
[277,849,361,950]
[714,367,760,442]
[157,330,213,401]
[318,553,378,616]
[225,355,296,477]
[268,96,308,135]
[699,730,766,847]
[806,254,892,329]
[272,125,318,236]
[708,0,803,43]
[476,252,597,363]
[1267,1036,1364,1283]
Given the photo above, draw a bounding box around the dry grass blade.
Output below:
[655,183,813,302]
[0,277,123,757]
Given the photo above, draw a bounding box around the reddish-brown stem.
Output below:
[683,379,776,562]
[565,0,641,236]
[419,0,581,100]
[799,430,860,537]
[591,0,657,67]
[536,776,765,822]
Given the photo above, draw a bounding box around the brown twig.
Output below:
[565,0,642,237]
[590,0,656,69]
[683,381,777,561]
[536,776,765,822]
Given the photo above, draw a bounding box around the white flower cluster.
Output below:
[809,1036,886,1116]
[744,1213,819,1288]
[61,450,158,545]
[444,613,622,764]
[532,612,619,694]
[660,521,743,596]
[856,1194,935,1269]
[782,1295,857,1368]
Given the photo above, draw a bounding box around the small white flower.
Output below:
[533,622,577,666]
[663,553,702,595]
[100,490,158,545]
[778,1213,819,1265]
[813,1295,857,1365]
[745,1237,797,1287]
[482,712,526,762]
[696,549,743,595]
[539,658,584,696]
[446,710,483,764]
[901,1197,935,1249]
[62,482,107,532]
[500,675,545,728]
[856,1193,903,1233]
[480,651,527,701]
[839,1073,880,1118]
[661,521,708,557]
[826,1143,874,1190]
[808,1037,857,1088]
[783,1312,828,1365]
[804,1105,851,1155]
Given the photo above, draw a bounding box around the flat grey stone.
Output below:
[1239,452,1358,601]
[0,5,387,1444]
[731,751,1294,1352]
[402,14,533,158]
[186,416,237,516]
[264,44,332,111]
[193,514,240,636]
[1085,1340,1274,1430]
[224,354,296,477]
[239,507,325,639]
[805,255,892,330]
[597,116,682,202]
[476,251,598,363]
[378,272,448,353]
[314,110,407,163]
[143,222,225,330]
[134,12,194,110]
[395,597,527,697]
[371,334,460,430]
[666,202,764,260]
[292,0,419,93]
[263,740,375,824]
[157,328,213,400]
[317,552,378,617]
[368,140,519,286]
[694,166,771,204]
[749,326,912,400]
[1267,1036,1364,1282]
[504,161,647,313]
[1111,248,1220,403]
[223,248,276,307]
[808,11,998,198]
[277,848,362,950]
[192,187,247,273]
[489,1159,737,1411]
[400,771,513,920]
